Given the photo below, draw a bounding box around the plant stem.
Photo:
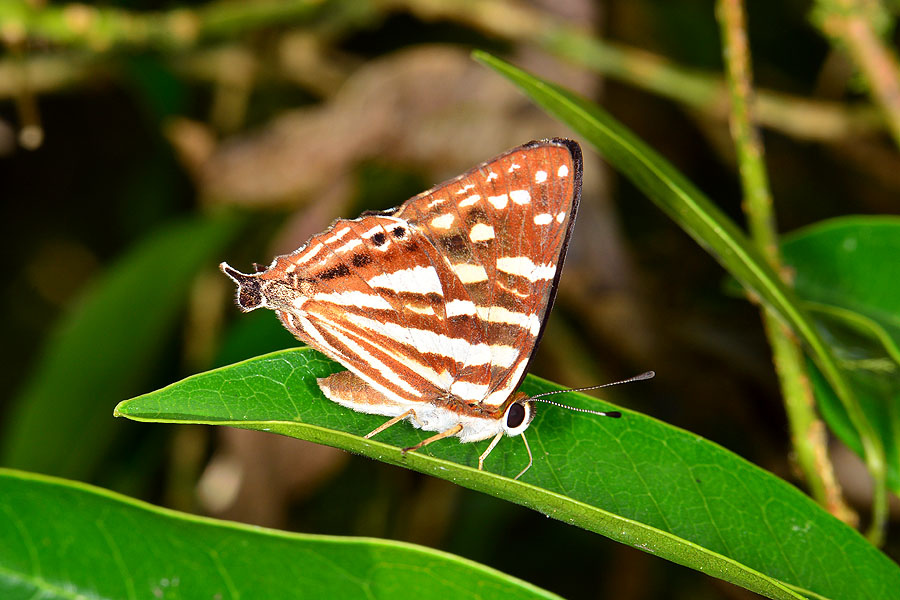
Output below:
[715,0,861,530]
[813,0,900,150]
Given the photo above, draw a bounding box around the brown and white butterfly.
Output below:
[222,138,645,479]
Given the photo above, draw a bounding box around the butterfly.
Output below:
[221,138,638,479]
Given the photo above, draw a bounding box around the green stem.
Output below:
[715,0,873,539]
[812,0,900,150]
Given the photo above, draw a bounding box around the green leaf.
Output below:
[1,215,242,479]
[781,217,900,491]
[116,348,900,600]
[0,469,559,600]
[470,50,887,539]
[784,216,900,367]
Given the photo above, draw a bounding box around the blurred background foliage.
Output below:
[1,0,899,597]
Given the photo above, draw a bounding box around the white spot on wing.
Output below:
[325,226,351,244]
[496,257,556,282]
[556,211,566,223]
[451,263,488,284]
[510,190,531,204]
[335,238,363,254]
[451,380,490,402]
[534,213,553,225]
[459,194,481,207]
[456,184,476,195]
[535,170,547,183]
[508,163,521,172]
[314,291,392,310]
[475,305,541,336]
[487,194,508,209]
[486,171,499,182]
[368,266,443,296]
[469,223,495,242]
[430,213,455,229]
[558,164,569,177]
[298,243,324,264]
[445,299,476,316]
[487,345,520,369]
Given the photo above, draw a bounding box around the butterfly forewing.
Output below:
[242,139,581,414]
[394,141,581,407]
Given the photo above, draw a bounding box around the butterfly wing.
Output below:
[244,139,581,411]
[395,139,582,408]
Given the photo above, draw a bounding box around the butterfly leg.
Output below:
[478,432,504,471]
[364,409,422,439]
[402,423,463,455]
[513,433,533,480]
[479,432,533,479]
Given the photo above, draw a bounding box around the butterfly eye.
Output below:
[503,401,533,436]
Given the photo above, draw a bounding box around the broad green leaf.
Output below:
[116,349,900,600]
[1,215,242,479]
[781,217,900,491]
[784,217,900,368]
[470,50,887,538]
[0,469,558,600]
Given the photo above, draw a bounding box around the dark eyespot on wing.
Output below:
[319,264,351,280]
[439,233,467,255]
[352,253,373,267]
[372,232,387,246]
[392,226,406,239]
[465,208,489,226]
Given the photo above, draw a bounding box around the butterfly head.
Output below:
[220,263,268,312]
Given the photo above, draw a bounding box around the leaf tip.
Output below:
[112,400,129,418]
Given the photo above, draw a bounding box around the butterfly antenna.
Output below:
[527,371,655,418]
